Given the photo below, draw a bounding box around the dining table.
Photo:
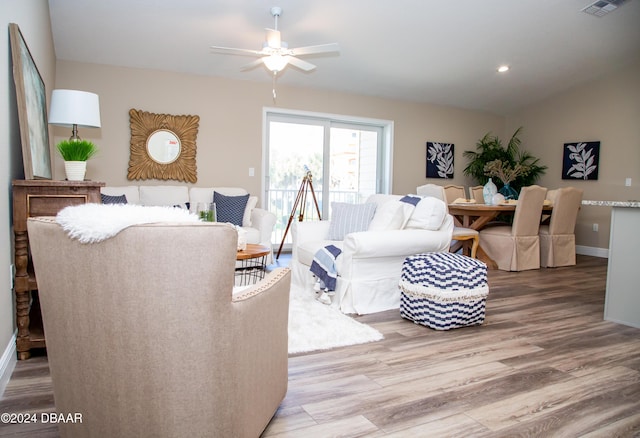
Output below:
[447,202,553,269]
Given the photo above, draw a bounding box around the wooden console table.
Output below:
[12,179,104,360]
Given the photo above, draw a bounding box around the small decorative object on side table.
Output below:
[235,244,271,287]
[12,179,104,359]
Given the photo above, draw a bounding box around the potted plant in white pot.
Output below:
[56,139,98,181]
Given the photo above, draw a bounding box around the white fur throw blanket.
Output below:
[56,203,200,243]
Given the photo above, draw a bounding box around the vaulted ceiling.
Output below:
[48,0,640,115]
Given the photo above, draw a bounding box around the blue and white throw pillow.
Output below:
[101,193,128,205]
[327,202,377,240]
[400,194,421,206]
[213,192,249,226]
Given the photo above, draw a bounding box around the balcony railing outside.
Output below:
[268,188,366,250]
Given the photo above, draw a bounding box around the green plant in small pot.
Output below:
[56,139,98,181]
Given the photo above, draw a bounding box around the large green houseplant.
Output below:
[463,127,546,192]
[56,139,98,181]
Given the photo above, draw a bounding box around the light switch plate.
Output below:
[625,177,632,186]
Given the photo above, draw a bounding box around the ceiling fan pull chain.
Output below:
[272,71,278,103]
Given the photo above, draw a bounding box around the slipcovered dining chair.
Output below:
[417,184,479,258]
[541,189,558,224]
[479,185,547,271]
[469,185,485,204]
[539,187,583,267]
[444,184,467,204]
[417,183,446,199]
[27,216,291,438]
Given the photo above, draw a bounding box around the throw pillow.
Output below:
[327,202,377,240]
[405,197,447,230]
[214,192,249,226]
[243,196,258,227]
[368,200,413,231]
[101,193,128,205]
[400,194,421,207]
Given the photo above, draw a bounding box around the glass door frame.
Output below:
[261,107,394,248]
[262,107,395,207]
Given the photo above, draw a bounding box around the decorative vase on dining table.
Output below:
[483,178,498,205]
[499,182,519,200]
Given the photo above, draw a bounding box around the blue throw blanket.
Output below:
[310,245,342,291]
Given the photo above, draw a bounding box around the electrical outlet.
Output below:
[625,177,632,186]
[593,223,599,232]
[249,167,255,177]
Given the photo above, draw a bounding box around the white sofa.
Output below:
[100,185,276,262]
[291,194,454,315]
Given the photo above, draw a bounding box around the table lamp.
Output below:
[48,89,101,141]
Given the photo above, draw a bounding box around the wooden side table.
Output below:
[235,244,271,286]
[12,179,104,360]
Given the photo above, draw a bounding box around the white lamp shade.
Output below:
[48,89,101,128]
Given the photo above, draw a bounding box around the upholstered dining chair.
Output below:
[479,185,547,271]
[545,189,559,204]
[417,184,479,258]
[27,216,291,438]
[443,184,467,204]
[539,187,583,267]
[541,189,558,224]
[417,183,446,199]
[469,185,485,204]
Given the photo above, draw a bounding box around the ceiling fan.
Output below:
[210,6,340,75]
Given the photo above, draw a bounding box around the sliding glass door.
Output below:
[264,109,393,249]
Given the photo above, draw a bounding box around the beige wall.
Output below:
[506,57,640,251]
[53,61,504,199]
[1,0,56,383]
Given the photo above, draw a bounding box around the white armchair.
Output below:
[291,194,454,314]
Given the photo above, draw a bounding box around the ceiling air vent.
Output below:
[582,0,628,17]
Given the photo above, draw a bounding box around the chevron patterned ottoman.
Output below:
[399,252,489,330]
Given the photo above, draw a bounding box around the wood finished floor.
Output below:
[2,255,640,437]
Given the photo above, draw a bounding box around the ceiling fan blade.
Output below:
[265,29,281,49]
[240,57,266,71]
[290,43,340,56]
[209,45,263,57]
[286,56,316,72]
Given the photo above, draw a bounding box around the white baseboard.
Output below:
[0,332,17,398]
[576,245,609,258]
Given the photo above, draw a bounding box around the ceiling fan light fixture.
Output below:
[209,5,339,79]
[264,54,289,72]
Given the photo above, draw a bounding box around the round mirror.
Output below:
[146,129,181,164]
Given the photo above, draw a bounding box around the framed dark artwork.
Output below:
[562,141,600,180]
[9,23,52,180]
[426,141,454,178]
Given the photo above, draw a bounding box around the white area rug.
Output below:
[288,286,384,354]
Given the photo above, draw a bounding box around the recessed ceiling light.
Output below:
[497,65,510,73]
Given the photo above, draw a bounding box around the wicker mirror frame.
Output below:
[128,109,199,182]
